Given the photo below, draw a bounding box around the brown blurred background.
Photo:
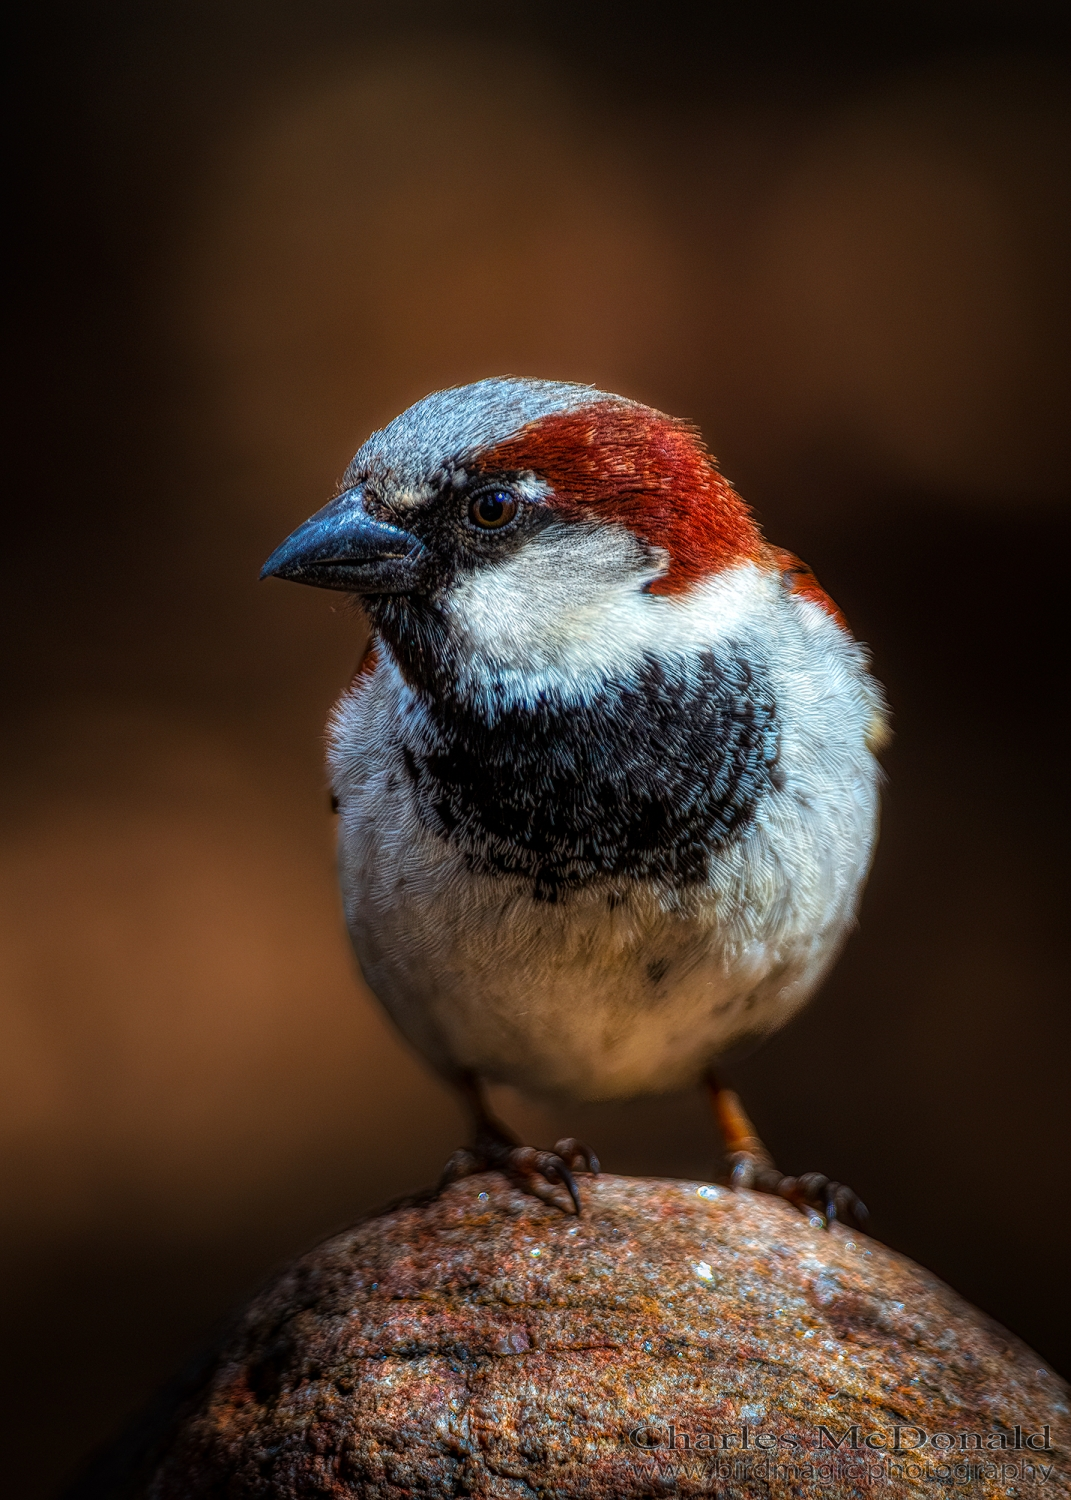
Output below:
[6,2,1071,1493]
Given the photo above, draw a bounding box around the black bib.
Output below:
[394,639,781,902]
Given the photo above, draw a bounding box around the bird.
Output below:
[262,378,888,1224]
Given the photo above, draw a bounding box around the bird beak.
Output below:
[260,487,427,594]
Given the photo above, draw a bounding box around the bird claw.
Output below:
[439,1132,600,1216]
[553,1137,601,1176]
[508,1145,583,1215]
[711,1082,867,1232]
[727,1152,867,1230]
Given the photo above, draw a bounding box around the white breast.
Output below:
[328,564,883,1103]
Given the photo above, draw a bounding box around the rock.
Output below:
[95,1176,1071,1497]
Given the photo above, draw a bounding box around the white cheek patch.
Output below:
[443,519,774,706]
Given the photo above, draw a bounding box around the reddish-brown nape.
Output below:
[766,547,849,631]
[474,402,763,594]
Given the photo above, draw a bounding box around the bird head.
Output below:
[262,378,766,704]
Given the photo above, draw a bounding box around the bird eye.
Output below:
[469,491,518,530]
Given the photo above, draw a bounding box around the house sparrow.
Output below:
[263,378,887,1224]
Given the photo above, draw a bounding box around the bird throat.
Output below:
[373,600,781,901]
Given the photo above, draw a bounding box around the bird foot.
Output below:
[727,1152,867,1229]
[708,1076,867,1230]
[440,1130,599,1216]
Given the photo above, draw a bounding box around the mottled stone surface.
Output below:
[143,1176,1067,1497]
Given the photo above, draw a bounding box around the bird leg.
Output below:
[439,1072,599,1215]
[706,1072,867,1230]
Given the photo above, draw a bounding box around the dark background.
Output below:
[6,3,1070,1494]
